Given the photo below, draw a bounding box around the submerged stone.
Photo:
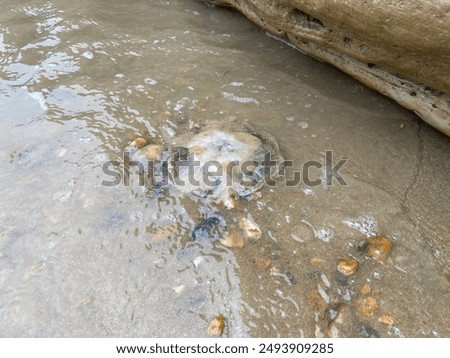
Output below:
[220,233,245,248]
[367,236,393,261]
[128,119,284,207]
[207,316,225,336]
[239,214,262,240]
[191,214,226,242]
[337,258,359,276]
[133,137,148,149]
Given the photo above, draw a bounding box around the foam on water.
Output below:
[343,216,379,236]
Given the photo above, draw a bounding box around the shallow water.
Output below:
[0,0,449,337]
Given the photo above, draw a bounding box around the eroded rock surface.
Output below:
[205,0,450,136]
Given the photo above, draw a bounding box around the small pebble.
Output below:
[171,285,185,294]
[220,233,245,248]
[82,296,93,305]
[134,137,148,149]
[367,236,392,261]
[337,258,359,276]
[239,215,262,240]
[357,296,379,318]
[207,316,225,336]
[193,256,203,268]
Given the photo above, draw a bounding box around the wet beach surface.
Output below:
[0,0,449,337]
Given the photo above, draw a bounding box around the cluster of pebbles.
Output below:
[245,231,395,337]
[124,120,401,337]
[308,235,394,338]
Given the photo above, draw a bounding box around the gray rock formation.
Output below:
[205,0,450,136]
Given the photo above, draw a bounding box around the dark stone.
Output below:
[191,214,226,242]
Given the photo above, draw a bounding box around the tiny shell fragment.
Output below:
[171,285,185,294]
[23,265,39,281]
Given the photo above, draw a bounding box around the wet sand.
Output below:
[0,0,448,337]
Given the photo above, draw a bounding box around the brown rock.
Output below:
[367,236,392,261]
[220,233,245,248]
[206,0,450,136]
[207,316,225,336]
[357,296,379,318]
[337,258,359,276]
[134,137,147,149]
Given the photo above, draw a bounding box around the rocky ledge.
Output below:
[205,0,450,137]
